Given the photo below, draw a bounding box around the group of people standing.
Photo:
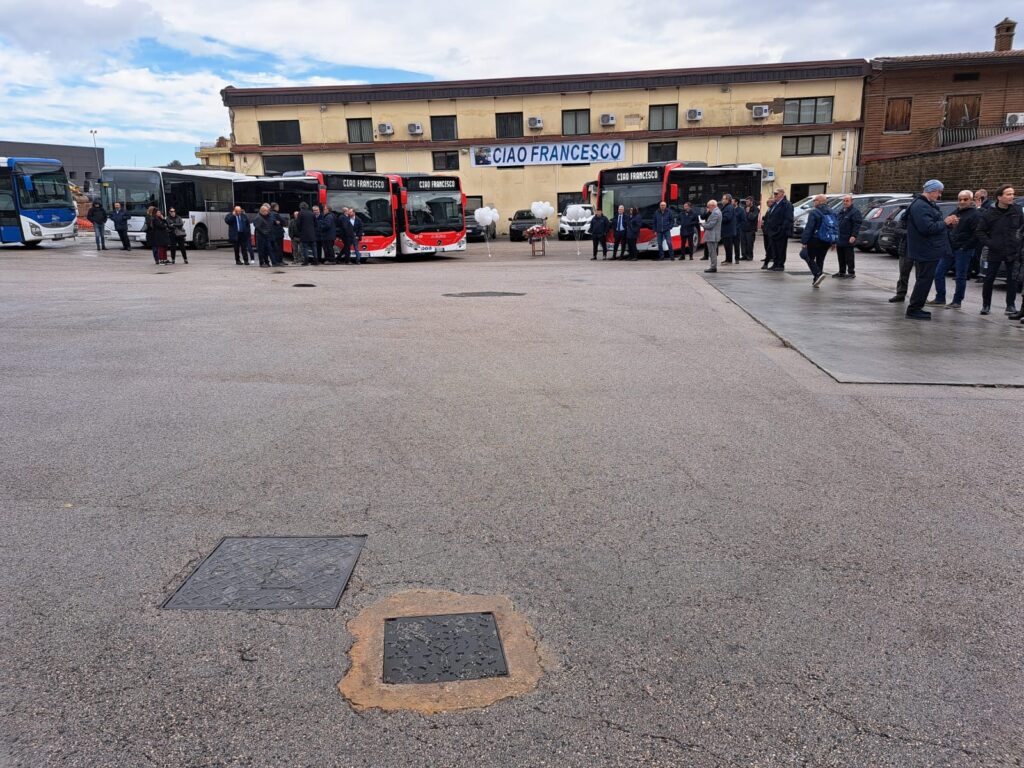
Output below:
[701,194,764,271]
[225,202,366,267]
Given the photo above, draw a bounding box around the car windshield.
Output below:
[513,211,535,220]
[406,190,463,233]
[326,190,393,236]
[15,163,73,209]
[101,170,161,215]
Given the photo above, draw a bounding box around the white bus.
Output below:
[99,167,246,249]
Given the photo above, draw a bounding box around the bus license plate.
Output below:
[53,235,64,240]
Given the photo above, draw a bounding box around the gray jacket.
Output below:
[702,207,722,241]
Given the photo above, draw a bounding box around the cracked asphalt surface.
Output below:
[1,237,1022,767]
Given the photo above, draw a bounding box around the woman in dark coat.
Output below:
[626,206,643,260]
[150,210,170,264]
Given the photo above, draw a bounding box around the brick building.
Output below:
[860,18,1024,191]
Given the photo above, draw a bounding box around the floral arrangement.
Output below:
[524,225,552,241]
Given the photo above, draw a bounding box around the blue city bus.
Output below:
[0,157,77,246]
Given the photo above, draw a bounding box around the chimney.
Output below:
[995,17,1016,51]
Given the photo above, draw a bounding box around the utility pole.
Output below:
[89,130,101,179]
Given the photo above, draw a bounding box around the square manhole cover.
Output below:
[163,536,365,610]
[383,612,509,684]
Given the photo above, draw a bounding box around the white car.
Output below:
[558,204,594,240]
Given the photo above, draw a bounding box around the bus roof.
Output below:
[101,166,248,181]
[236,175,318,185]
[0,157,63,167]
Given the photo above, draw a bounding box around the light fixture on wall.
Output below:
[319,104,328,112]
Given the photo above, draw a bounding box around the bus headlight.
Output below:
[30,223,42,237]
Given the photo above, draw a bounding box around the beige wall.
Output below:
[230,77,863,234]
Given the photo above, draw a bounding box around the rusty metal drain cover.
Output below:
[443,291,525,298]
[163,535,365,610]
[383,612,509,684]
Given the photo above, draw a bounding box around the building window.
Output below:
[781,135,831,156]
[649,104,678,131]
[883,97,913,133]
[84,171,93,179]
[258,120,301,146]
[347,118,373,144]
[953,72,980,81]
[68,171,77,179]
[496,112,524,139]
[783,97,834,125]
[562,109,590,136]
[350,153,376,172]
[430,115,458,141]
[557,192,583,211]
[648,142,678,162]
[263,155,304,174]
[432,151,460,171]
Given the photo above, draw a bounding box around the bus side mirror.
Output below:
[669,184,679,202]
[461,193,467,207]
[400,190,408,206]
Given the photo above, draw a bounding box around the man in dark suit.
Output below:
[677,202,699,260]
[588,209,610,259]
[339,207,366,264]
[295,202,317,265]
[225,206,252,265]
[767,189,793,271]
[611,204,628,259]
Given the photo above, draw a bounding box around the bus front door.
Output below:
[0,170,21,244]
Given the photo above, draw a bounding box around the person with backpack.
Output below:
[833,195,862,278]
[976,183,1023,317]
[800,195,837,287]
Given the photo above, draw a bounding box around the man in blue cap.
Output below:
[904,179,957,320]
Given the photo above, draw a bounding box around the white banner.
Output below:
[471,140,626,168]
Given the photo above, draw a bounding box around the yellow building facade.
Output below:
[224,60,867,234]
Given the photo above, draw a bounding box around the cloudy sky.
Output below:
[0,0,1014,167]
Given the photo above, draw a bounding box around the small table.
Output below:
[529,237,546,257]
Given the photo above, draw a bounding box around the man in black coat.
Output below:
[86,202,108,250]
[740,198,758,260]
[317,205,338,264]
[976,183,1022,316]
[339,207,366,264]
[677,202,699,260]
[761,198,776,269]
[110,202,131,250]
[295,202,318,265]
[225,206,252,265]
[588,209,610,259]
[767,189,793,271]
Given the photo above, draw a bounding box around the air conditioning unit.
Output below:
[527,116,544,130]
[599,113,616,127]
[686,108,703,122]
[1005,112,1024,127]
[751,105,771,119]
[377,122,394,136]
[407,122,424,135]
[763,167,776,182]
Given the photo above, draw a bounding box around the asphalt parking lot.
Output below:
[2,235,1023,767]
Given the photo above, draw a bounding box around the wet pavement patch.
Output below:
[443,291,525,298]
[163,535,365,610]
[383,612,509,684]
[292,283,316,288]
[339,590,546,714]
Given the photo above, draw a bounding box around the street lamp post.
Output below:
[89,130,100,181]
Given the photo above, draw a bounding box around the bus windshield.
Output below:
[600,183,663,222]
[406,190,463,233]
[101,170,161,215]
[16,163,73,209]
[327,190,394,236]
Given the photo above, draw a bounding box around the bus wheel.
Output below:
[191,226,209,250]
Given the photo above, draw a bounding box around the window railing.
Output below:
[936,123,1015,147]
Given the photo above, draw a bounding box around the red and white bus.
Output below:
[386,173,466,255]
[587,162,767,253]
[319,171,399,258]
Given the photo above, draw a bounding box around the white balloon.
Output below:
[566,204,587,221]
[474,208,491,226]
[488,207,500,224]
[530,201,545,219]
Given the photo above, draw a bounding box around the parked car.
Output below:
[508,209,543,241]
[856,200,912,252]
[557,204,594,240]
[792,193,908,238]
[879,201,958,257]
[465,208,496,241]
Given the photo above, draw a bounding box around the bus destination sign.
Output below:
[406,177,459,191]
[326,174,388,191]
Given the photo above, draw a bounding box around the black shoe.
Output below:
[761,263,770,270]
[832,272,845,278]
[704,268,717,273]
[183,258,188,264]
[699,256,709,260]
[847,273,856,278]
[980,306,991,315]
[906,309,932,320]
[1009,309,1024,320]
[591,256,597,260]
[769,266,785,271]
[888,295,905,303]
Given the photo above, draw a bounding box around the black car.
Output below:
[879,201,958,257]
[856,200,909,252]
[508,209,543,242]
[465,209,496,242]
